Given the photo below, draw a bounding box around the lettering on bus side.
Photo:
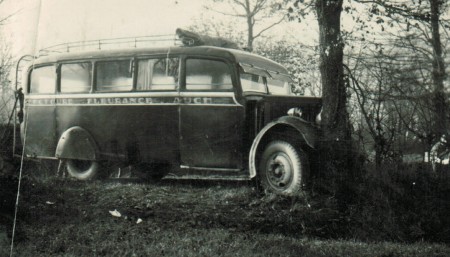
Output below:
[182,97,212,104]
[28,99,55,105]
[27,97,233,106]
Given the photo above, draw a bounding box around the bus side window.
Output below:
[185,59,232,91]
[137,58,179,91]
[30,66,56,94]
[60,62,92,93]
[96,60,133,92]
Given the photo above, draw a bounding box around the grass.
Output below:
[0,164,449,257]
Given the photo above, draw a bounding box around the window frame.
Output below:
[28,64,57,95]
[135,55,180,92]
[58,61,94,94]
[239,70,268,94]
[266,77,292,96]
[93,58,135,93]
[182,57,235,93]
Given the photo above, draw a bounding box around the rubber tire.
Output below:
[259,140,307,196]
[66,159,99,180]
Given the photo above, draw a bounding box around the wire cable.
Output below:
[9,109,28,257]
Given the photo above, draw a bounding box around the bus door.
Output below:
[179,58,244,170]
[132,57,181,163]
[25,65,57,158]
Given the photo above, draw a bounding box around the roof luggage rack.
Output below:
[37,34,193,57]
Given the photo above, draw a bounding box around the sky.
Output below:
[2,0,446,64]
[0,0,319,59]
[0,0,208,56]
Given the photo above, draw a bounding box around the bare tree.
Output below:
[349,61,391,168]
[429,0,448,139]
[347,44,423,168]
[205,0,288,51]
[0,43,13,123]
[353,0,449,144]
[290,0,352,146]
[346,28,448,169]
[314,0,352,144]
[0,0,14,124]
[287,0,357,199]
[289,0,352,148]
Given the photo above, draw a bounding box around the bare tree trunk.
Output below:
[314,1,357,200]
[315,0,351,143]
[429,0,447,140]
[245,0,254,51]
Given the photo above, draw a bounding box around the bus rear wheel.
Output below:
[66,159,99,180]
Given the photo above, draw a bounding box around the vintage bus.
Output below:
[18,44,321,195]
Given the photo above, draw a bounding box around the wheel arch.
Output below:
[248,116,318,178]
[55,126,99,161]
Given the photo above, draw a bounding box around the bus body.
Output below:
[20,45,322,195]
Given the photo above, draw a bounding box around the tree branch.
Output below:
[231,0,248,10]
[205,6,247,18]
[354,0,431,22]
[253,15,285,40]
[0,12,16,25]
[252,0,269,14]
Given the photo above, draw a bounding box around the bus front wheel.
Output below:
[259,140,308,196]
[66,159,99,180]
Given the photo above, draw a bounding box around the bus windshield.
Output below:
[267,77,291,95]
[240,72,292,95]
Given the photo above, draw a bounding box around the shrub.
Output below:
[343,162,450,243]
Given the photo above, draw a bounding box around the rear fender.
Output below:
[248,116,318,178]
[55,126,99,161]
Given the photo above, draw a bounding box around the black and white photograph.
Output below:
[0,0,449,256]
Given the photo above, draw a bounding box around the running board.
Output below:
[180,165,241,172]
[167,165,252,180]
[164,173,251,181]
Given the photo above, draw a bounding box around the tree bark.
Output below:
[313,1,357,201]
[315,0,351,142]
[245,0,254,51]
[429,0,447,140]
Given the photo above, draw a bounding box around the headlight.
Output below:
[315,109,322,124]
[287,107,302,117]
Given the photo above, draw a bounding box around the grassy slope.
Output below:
[1,174,449,257]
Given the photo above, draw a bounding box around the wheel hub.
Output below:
[266,152,293,189]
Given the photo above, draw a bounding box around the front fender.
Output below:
[55,126,99,160]
[248,116,319,178]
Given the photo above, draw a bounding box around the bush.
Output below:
[342,162,450,243]
[0,124,15,157]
